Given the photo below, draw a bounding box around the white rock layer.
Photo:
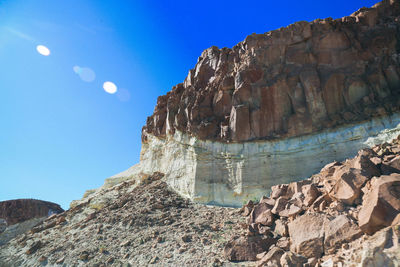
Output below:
[94,113,400,208]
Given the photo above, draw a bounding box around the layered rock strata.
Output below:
[102,0,400,207]
[110,113,400,207]
[78,0,400,208]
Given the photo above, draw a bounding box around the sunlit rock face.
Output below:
[111,113,400,207]
[143,0,400,143]
[82,0,400,207]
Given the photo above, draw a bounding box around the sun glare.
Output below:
[103,81,117,94]
[36,45,50,56]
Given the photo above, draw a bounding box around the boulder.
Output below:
[224,235,275,261]
[358,174,400,234]
[288,213,326,258]
[302,184,320,206]
[274,219,288,237]
[271,197,288,215]
[280,251,307,267]
[249,203,274,226]
[323,215,362,254]
[325,166,368,205]
[257,246,285,267]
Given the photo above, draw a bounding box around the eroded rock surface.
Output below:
[226,134,400,266]
[0,199,63,226]
[143,0,400,143]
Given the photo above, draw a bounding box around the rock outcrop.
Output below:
[0,199,64,226]
[0,199,64,247]
[92,0,400,208]
[143,0,400,143]
[0,174,246,266]
[226,135,400,266]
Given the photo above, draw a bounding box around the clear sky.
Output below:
[0,0,378,210]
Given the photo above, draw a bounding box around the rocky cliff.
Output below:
[143,0,400,142]
[86,0,400,208]
[0,199,64,226]
[1,136,400,266]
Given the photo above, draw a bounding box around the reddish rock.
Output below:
[358,174,400,234]
[325,166,368,205]
[302,184,320,206]
[224,235,275,261]
[271,197,288,215]
[143,0,400,142]
[0,199,64,225]
[257,246,285,267]
[270,185,289,200]
[288,213,326,258]
[323,215,362,254]
[280,251,307,267]
[249,203,274,226]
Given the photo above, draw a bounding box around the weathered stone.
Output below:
[0,219,7,233]
[0,199,63,225]
[288,213,326,258]
[274,219,288,237]
[302,184,320,207]
[324,215,362,254]
[224,235,275,261]
[271,197,288,215]
[280,251,307,267]
[258,246,285,267]
[358,174,400,234]
[326,166,368,205]
[26,241,42,255]
[249,203,275,226]
[143,0,400,144]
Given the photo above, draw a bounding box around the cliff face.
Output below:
[143,0,400,142]
[0,199,64,226]
[78,0,400,208]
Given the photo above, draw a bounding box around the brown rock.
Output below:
[326,166,368,205]
[270,185,288,200]
[276,237,290,250]
[249,202,275,226]
[323,215,362,254]
[257,246,285,267]
[302,184,320,206]
[26,241,42,255]
[280,251,307,267]
[224,235,275,262]
[288,213,326,258]
[241,200,255,216]
[271,197,288,215]
[0,199,63,225]
[274,219,288,237]
[358,174,400,234]
[143,1,400,142]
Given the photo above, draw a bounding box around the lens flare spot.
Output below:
[116,88,131,102]
[36,45,50,56]
[73,66,96,82]
[103,81,117,94]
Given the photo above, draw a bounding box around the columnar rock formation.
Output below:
[143,0,400,142]
[100,0,400,207]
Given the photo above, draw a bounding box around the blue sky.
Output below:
[0,0,378,209]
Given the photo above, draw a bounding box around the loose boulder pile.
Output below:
[225,135,400,266]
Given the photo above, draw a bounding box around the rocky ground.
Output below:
[225,136,400,266]
[1,138,400,266]
[0,173,248,267]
